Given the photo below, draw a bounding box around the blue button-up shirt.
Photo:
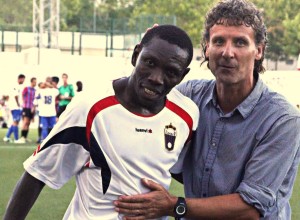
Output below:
[176,77,300,219]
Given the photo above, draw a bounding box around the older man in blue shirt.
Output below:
[176,77,300,219]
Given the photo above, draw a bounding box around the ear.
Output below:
[131,44,142,66]
[255,44,264,60]
[178,68,190,83]
[205,42,210,58]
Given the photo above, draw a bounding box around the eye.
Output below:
[166,69,180,78]
[212,37,224,46]
[235,39,247,47]
[145,59,154,66]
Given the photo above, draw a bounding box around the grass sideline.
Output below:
[0,128,299,219]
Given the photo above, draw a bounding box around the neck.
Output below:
[113,77,165,116]
[216,80,256,114]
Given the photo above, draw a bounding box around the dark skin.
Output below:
[115,39,189,115]
[4,172,45,220]
[4,37,190,220]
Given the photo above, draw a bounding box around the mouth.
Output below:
[218,62,236,69]
[144,87,159,96]
[219,64,235,69]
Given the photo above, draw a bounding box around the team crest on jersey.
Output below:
[164,123,176,151]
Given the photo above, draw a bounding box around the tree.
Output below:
[0,0,299,61]
[130,0,217,47]
[282,0,300,57]
[253,0,300,66]
[60,0,94,31]
[0,0,32,30]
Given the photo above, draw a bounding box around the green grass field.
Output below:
[0,128,299,219]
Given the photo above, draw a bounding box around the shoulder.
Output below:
[176,79,215,97]
[253,86,300,142]
[261,85,300,118]
[70,83,114,108]
[167,88,200,128]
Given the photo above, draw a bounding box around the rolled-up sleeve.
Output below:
[237,181,276,217]
[236,116,300,217]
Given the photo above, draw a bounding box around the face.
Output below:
[39,82,46,89]
[52,81,58,87]
[31,79,37,87]
[130,38,190,107]
[206,24,263,87]
[18,77,25,85]
[62,74,68,83]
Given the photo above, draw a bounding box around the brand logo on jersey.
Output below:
[135,128,153,133]
[164,123,176,151]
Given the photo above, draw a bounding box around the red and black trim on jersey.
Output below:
[34,125,112,194]
[34,95,194,195]
[165,100,193,144]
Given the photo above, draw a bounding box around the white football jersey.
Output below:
[24,80,199,220]
[8,83,24,110]
[36,87,59,117]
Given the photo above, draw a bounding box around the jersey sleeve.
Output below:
[69,84,75,97]
[168,88,200,174]
[24,93,91,189]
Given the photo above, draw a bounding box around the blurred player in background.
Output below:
[35,81,59,143]
[15,77,37,144]
[3,74,25,143]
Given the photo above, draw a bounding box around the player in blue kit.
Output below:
[4,25,199,220]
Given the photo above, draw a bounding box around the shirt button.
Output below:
[211,142,216,147]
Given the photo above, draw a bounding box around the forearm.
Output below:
[4,172,45,220]
[184,193,259,220]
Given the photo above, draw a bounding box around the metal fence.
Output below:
[0,15,176,57]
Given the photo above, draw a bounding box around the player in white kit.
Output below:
[35,82,59,142]
[4,25,199,220]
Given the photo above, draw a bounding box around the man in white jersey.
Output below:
[4,25,199,220]
[35,81,59,142]
[3,74,25,142]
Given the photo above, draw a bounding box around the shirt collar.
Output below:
[208,77,265,119]
[237,77,264,118]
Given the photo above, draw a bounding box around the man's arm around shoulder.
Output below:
[4,171,45,220]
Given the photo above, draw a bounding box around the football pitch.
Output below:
[0,128,299,219]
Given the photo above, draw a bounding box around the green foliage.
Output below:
[0,0,299,60]
[131,0,218,47]
[282,1,300,57]
[0,0,32,31]
[253,0,300,60]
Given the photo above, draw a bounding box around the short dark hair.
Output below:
[30,77,36,83]
[52,76,59,84]
[141,25,193,66]
[76,81,83,92]
[202,0,268,78]
[62,73,68,78]
[18,74,25,79]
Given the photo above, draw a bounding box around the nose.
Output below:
[222,42,234,59]
[148,69,164,85]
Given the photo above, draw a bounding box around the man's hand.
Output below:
[146,24,159,32]
[114,178,177,220]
